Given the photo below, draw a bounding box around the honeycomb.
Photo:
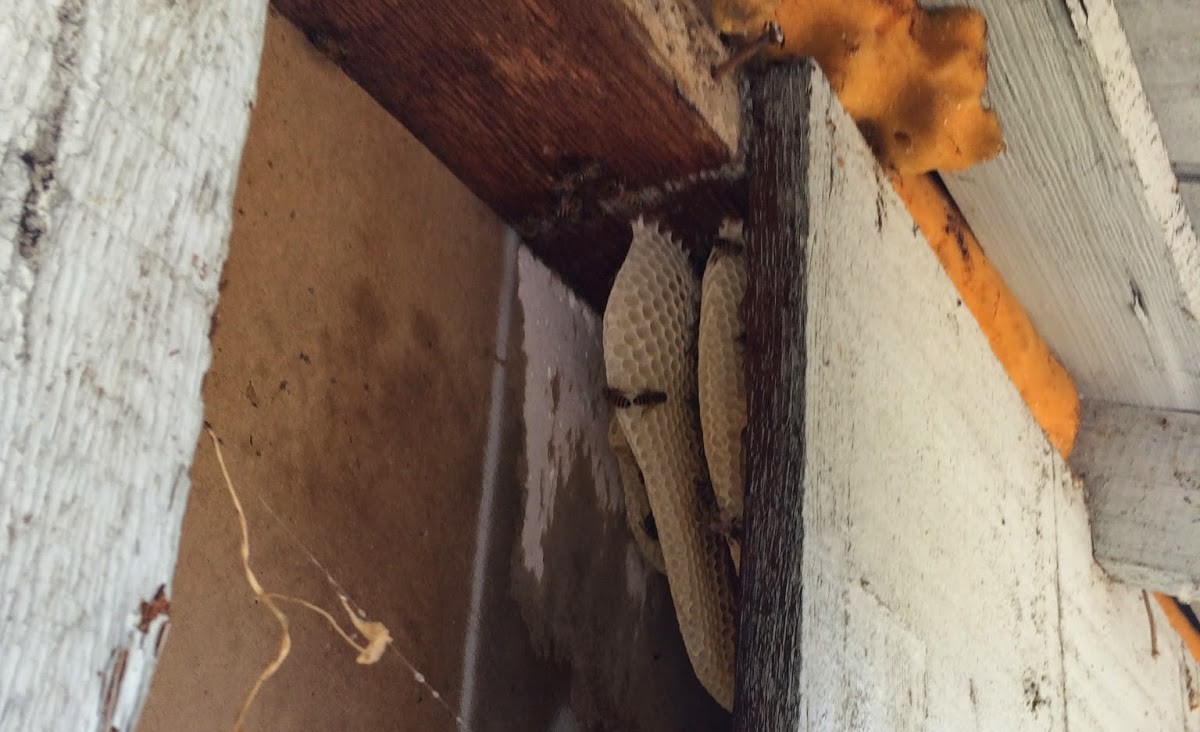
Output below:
[698,219,748,573]
[602,218,737,710]
[608,413,667,574]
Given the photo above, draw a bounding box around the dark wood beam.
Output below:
[269,0,743,307]
[734,60,813,731]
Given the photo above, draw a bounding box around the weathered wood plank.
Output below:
[737,61,1200,731]
[734,61,812,732]
[1109,0,1200,233]
[1071,399,1200,598]
[1109,0,1200,166]
[1055,461,1200,731]
[0,2,265,730]
[801,61,1061,732]
[270,0,742,308]
[924,0,1200,410]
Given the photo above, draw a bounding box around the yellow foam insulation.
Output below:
[714,0,1004,174]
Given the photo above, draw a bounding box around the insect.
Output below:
[551,157,606,195]
[709,516,744,543]
[605,387,668,408]
[596,177,644,214]
[304,27,350,65]
[711,236,745,258]
[554,193,583,222]
[712,20,785,80]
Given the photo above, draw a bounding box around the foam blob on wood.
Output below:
[713,0,1004,174]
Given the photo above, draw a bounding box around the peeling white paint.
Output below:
[517,247,622,582]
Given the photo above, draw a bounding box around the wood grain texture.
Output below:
[0,1,265,730]
[734,61,813,732]
[270,0,743,308]
[1071,399,1200,598]
[924,0,1200,410]
[737,61,1200,731]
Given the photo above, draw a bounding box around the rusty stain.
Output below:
[138,585,171,634]
[101,647,129,729]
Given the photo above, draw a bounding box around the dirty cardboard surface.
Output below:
[138,9,729,732]
[137,11,562,731]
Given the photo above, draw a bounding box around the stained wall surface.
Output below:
[137,8,724,732]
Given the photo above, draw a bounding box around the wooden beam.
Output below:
[0,1,266,730]
[736,61,1200,731]
[925,0,1200,410]
[1071,399,1200,598]
[734,61,812,731]
[269,0,743,308]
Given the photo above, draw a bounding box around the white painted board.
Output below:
[924,0,1200,411]
[1110,0,1200,229]
[1108,0,1200,167]
[0,2,266,730]
[1071,399,1200,599]
[796,65,1200,731]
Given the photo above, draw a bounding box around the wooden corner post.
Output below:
[735,61,814,730]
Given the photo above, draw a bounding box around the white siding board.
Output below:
[924,0,1200,410]
[1070,400,1200,598]
[0,1,266,730]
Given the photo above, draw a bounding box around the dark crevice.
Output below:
[1177,600,1200,634]
[1172,163,1200,182]
[1129,278,1148,318]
